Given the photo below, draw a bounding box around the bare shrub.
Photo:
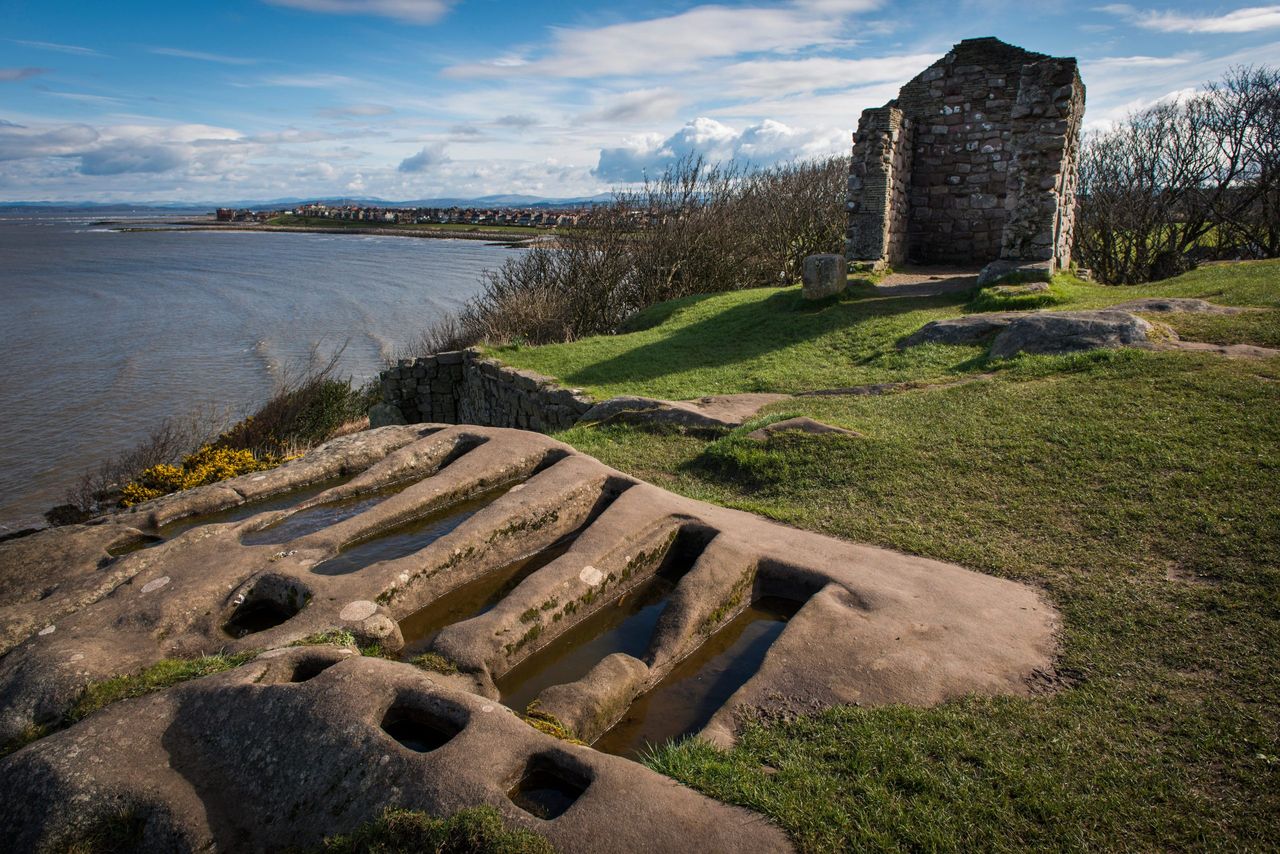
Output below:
[217,344,375,457]
[1076,65,1280,283]
[57,346,374,522]
[411,153,849,350]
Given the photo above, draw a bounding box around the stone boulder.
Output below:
[367,401,407,427]
[976,259,1052,287]
[1111,298,1243,315]
[802,254,847,300]
[899,313,1022,348]
[990,310,1155,358]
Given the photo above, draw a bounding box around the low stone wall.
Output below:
[378,350,593,432]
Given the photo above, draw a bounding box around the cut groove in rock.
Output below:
[311,486,512,576]
[106,534,164,557]
[379,700,466,753]
[222,577,310,639]
[289,655,341,683]
[398,476,638,655]
[400,540,574,656]
[507,753,590,820]
[240,483,409,547]
[158,476,350,540]
[594,596,802,758]
[495,525,714,713]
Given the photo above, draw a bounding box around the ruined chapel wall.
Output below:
[845,106,912,267]
[999,60,1086,268]
[894,40,1042,264]
[845,38,1085,273]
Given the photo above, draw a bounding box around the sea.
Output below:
[0,210,519,534]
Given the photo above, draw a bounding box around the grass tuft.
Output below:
[320,805,553,854]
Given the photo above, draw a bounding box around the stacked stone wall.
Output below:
[845,37,1084,276]
[379,351,592,433]
[846,106,912,267]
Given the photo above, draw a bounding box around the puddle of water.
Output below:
[238,481,406,547]
[310,487,510,576]
[399,540,573,657]
[158,477,350,540]
[496,575,675,714]
[593,596,802,759]
[494,525,714,714]
[107,534,164,557]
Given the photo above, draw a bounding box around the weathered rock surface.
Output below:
[988,310,1155,358]
[745,417,862,441]
[580,393,791,429]
[1111,297,1245,315]
[802,254,847,300]
[0,647,788,853]
[368,400,408,427]
[902,309,1160,357]
[900,312,1023,347]
[0,424,1060,851]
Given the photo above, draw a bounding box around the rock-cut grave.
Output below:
[0,424,1059,852]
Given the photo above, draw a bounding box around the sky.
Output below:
[2,0,1279,203]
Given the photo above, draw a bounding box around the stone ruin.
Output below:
[846,37,1085,282]
[0,425,1059,851]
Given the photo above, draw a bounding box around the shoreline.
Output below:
[112,221,548,246]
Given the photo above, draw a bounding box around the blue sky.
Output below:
[2,0,1278,202]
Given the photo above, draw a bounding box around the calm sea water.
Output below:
[0,212,517,532]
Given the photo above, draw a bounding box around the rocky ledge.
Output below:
[0,424,1060,852]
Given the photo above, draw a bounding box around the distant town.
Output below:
[215,202,586,228]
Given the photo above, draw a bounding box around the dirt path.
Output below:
[869,266,982,298]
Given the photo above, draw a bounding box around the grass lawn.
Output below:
[490,260,1280,400]
[486,260,1280,850]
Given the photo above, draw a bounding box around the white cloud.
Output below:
[1085,54,1194,69]
[446,2,876,79]
[1099,4,1280,33]
[717,53,936,98]
[319,103,394,118]
[10,39,105,57]
[148,47,260,65]
[594,116,845,181]
[398,142,449,172]
[494,114,539,128]
[263,0,455,24]
[0,67,48,82]
[580,89,686,124]
[78,142,187,175]
[257,73,355,88]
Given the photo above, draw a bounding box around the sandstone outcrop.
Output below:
[0,424,1060,850]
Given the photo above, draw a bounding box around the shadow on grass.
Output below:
[561,288,973,388]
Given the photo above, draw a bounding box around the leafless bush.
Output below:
[60,408,226,520]
[1076,65,1280,283]
[57,346,373,522]
[217,343,374,457]
[412,153,849,349]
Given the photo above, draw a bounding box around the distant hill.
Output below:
[0,193,616,212]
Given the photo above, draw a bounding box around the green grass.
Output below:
[320,806,553,854]
[68,652,258,723]
[491,260,1280,400]
[1,651,257,758]
[552,347,1280,851]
